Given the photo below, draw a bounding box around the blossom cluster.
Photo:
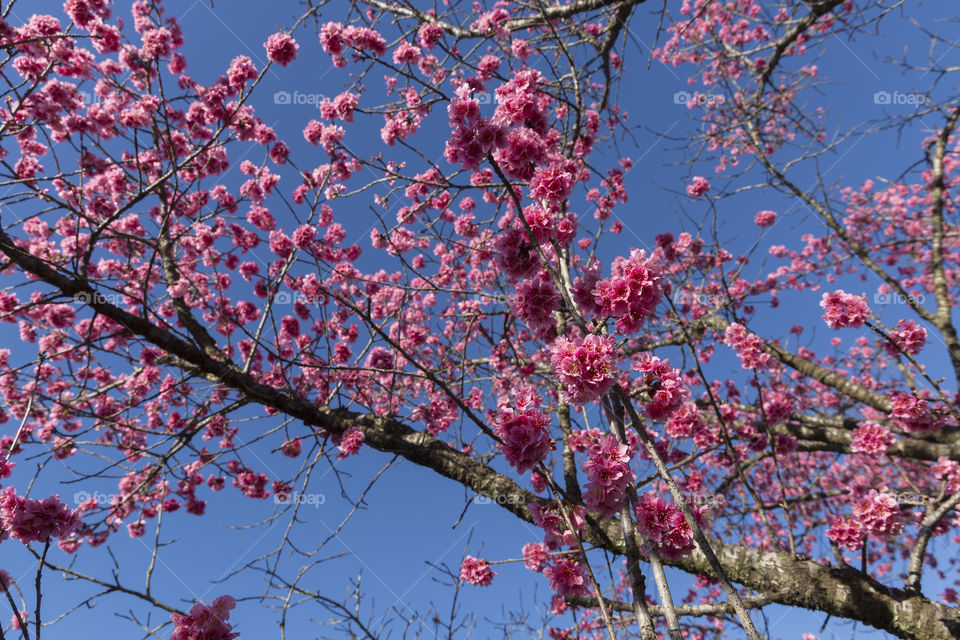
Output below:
[686,176,710,197]
[723,323,772,369]
[460,556,495,586]
[664,403,717,448]
[493,386,554,474]
[334,427,365,459]
[754,210,777,227]
[444,85,506,170]
[819,290,870,329]
[508,272,560,337]
[633,492,700,559]
[542,558,589,598]
[521,542,549,572]
[826,517,863,551]
[853,490,903,538]
[319,22,387,65]
[849,422,895,455]
[529,160,579,210]
[529,502,586,550]
[882,319,926,356]
[889,391,942,433]
[632,355,685,421]
[592,249,663,334]
[549,334,617,405]
[170,595,239,640]
[581,433,634,517]
[263,32,298,66]
[932,456,960,494]
[493,227,539,281]
[0,488,80,544]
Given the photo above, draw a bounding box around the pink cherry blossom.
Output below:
[549,334,617,405]
[723,323,772,370]
[494,388,554,474]
[819,290,870,329]
[853,490,902,539]
[850,422,894,455]
[633,355,685,421]
[522,542,549,572]
[336,427,364,459]
[592,249,663,334]
[264,33,298,66]
[542,558,589,597]
[686,176,710,197]
[883,319,926,356]
[0,488,80,544]
[460,556,495,586]
[171,595,239,640]
[581,433,634,517]
[754,210,777,227]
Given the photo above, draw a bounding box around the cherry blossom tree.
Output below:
[0,0,959,639]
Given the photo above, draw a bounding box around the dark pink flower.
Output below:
[543,558,588,597]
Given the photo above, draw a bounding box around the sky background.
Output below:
[1,1,957,638]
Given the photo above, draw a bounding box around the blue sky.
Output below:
[1,1,957,638]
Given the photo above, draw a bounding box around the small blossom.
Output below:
[633,355,685,421]
[460,556,495,586]
[754,210,777,227]
[592,249,662,334]
[686,176,710,197]
[723,323,772,370]
[522,542,549,572]
[336,427,364,459]
[264,32,298,66]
